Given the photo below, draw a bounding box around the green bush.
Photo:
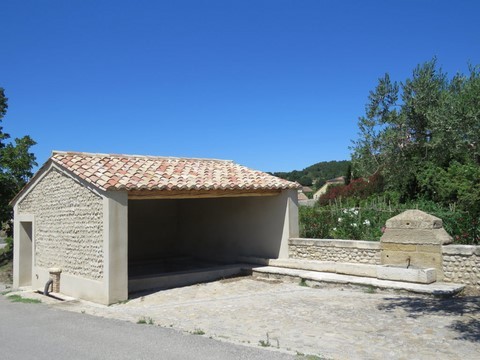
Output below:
[299,206,333,239]
[0,237,13,265]
[300,198,396,240]
[300,197,479,244]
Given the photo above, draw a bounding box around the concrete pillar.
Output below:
[103,191,128,305]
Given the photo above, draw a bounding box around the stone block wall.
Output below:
[289,238,381,264]
[17,168,104,280]
[289,238,480,292]
[442,245,480,290]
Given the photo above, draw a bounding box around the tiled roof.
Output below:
[51,151,300,192]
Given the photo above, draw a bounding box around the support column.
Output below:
[103,191,128,304]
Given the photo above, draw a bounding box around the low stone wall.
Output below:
[289,238,381,265]
[442,245,480,290]
[289,238,480,292]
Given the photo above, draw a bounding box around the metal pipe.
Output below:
[44,279,53,296]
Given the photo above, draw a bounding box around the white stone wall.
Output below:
[289,238,480,291]
[17,168,104,280]
[289,238,381,264]
[442,245,480,290]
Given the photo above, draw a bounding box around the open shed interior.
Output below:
[127,194,288,291]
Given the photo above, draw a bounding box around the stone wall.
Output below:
[289,238,381,264]
[289,238,480,291]
[442,245,480,290]
[18,168,104,280]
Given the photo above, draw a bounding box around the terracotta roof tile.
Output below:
[50,151,300,192]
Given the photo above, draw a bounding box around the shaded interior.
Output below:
[127,195,288,285]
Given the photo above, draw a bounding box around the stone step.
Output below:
[251,266,465,296]
[270,258,437,284]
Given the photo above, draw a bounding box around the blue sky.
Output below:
[1,1,479,172]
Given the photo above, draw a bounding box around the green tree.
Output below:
[344,163,352,185]
[272,160,350,189]
[0,88,37,236]
[351,59,480,210]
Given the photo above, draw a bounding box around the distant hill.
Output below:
[272,160,350,187]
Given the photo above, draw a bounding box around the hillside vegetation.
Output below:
[272,160,350,187]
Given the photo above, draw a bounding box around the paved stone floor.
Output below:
[11,277,480,359]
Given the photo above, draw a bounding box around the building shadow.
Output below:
[378,295,480,342]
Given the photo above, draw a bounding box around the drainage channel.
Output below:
[35,290,65,301]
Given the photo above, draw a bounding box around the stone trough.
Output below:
[241,258,436,284]
[377,264,436,284]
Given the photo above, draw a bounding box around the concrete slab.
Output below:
[268,258,337,272]
[335,262,378,278]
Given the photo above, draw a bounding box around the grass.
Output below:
[363,285,377,294]
[299,278,309,287]
[259,340,271,347]
[259,333,271,347]
[137,316,154,325]
[296,353,329,360]
[192,328,205,335]
[7,294,41,304]
[110,298,130,306]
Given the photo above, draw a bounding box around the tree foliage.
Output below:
[318,172,384,206]
[272,160,350,187]
[0,88,37,235]
[351,59,480,211]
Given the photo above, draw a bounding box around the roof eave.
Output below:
[127,188,288,200]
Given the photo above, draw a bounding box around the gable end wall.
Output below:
[17,167,104,280]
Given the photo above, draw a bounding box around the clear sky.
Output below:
[1,0,479,172]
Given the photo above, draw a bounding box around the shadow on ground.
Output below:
[378,295,480,342]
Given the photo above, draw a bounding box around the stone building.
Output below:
[11,151,300,304]
[313,176,345,200]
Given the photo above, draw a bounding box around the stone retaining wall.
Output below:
[442,245,480,290]
[289,238,381,265]
[289,238,480,291]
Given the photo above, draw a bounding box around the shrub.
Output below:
[300,197,479,244]
[0,237,13,265]
[318,173,384,206]
[299,206,333,239]
[300,198,394,240]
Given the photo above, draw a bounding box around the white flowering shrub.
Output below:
[300,196,478,244]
